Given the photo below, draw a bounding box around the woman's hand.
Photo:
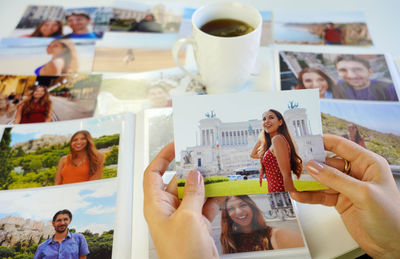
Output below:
[290,135,400,258]
[143,142,221,259]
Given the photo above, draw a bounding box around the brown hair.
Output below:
[70,130,102,176]
[220,195,273,253]
[21,85,52,119]
[296,67,335,93]
[50,39,79,74]
[30,20,63,37]
[257,109,302,178]
[334,54,371,69]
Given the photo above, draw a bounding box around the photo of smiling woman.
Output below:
[250,109,302,193]
[54,130,104,185]
[35,39,78,76]
[14,85,52,124]
[220,195,304,254]
[28,20,63,38]
[295,67,335,98]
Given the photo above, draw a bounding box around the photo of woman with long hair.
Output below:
[13,85,52,124]
[54,130,104,185]
[28,20,63,38]
[34,39,78,76]
[342,123,366,148]
[220,195,304,254]
[296,67,335,98]
[250,109,302,192]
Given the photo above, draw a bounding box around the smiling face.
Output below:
[336,60,373,90]
[46,40,66,56]
[52,213,71,234]
[262,110,282,135]
[302,72,329,98]
[33,86,46,100]
[147,87,169,107]
[70,133,88,152]
[226,196,254,230]
[66,15,90,33]
[40,21,60,37]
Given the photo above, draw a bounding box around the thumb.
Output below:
[306,160,364,200]
[178,170,205,214]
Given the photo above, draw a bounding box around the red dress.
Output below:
[261,149,285,193]
[20,103,47,124]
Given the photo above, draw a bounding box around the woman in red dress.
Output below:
[13,85,52,124]
[250,109,302,192]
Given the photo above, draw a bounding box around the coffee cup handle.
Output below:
[172,38,202,83]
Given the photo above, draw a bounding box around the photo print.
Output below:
[274,10,373,46]
[178,8,273,45]
[0,38,96,75]
[173,90,326,198]
[0,114,122,191]
[0,179,117,259]
[95,68,205,116]
[320,100,400,172]
[0,74,102,125]
[279,51,399,102]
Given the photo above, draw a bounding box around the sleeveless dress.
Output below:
[20,103,47,124]
[60,154,90,184]
[261,136,290,193]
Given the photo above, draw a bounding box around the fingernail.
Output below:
[306,160,324,176]
[186,170,201,185]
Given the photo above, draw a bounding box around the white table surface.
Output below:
[1,1,399,259]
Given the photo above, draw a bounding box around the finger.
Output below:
[203,197,225,222]
[166,174,178,197]
[326,157,345,171]
[290,191,338,206]
[323,134,366,163]
[178,170,205,215]
[143,142,175,195]
[306,160,365,202]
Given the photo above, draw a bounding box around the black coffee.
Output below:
[200,18,254,37]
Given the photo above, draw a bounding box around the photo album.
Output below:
[0,1,399,259]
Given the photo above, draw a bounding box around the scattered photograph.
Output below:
[178,8,273,46]
[0,74,102,124]
[0,180,117,259]
[63,6,113,39]
[173,90,326,198]
[320,100,400,171]
[0,38,96,75]
[109,2,183,34]
[95,68,205,116]
[279,51,399,102]
[0,114,122,190]
[274,10,373,46]
[11,5,65,38]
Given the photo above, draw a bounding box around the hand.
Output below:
[143,142,221,259]
[290,135,400,258]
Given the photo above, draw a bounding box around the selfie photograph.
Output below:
[279,51,399,102]
[0,115,122,190]
[173,90,326,198]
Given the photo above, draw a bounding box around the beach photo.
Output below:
[0,180,117,259]
[279,51,399,102]
[173,90,326,197]
[274,10,372,46]
[0,114,122,190]
[320,100,400,172]
[95,68,205,116]
[0,38,96,75]
[0,74,102,125]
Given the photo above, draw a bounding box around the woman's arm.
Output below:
[270,228,304,249]
[272,135,296,192]
[54,156,66,185]
[40,58,64,75]
[45,101,52,122]
[13,103,24,124]
[89,152,104,181]
[250,139,261,159]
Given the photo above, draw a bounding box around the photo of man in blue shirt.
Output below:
[64,11,99,39]
[34,209,90,259]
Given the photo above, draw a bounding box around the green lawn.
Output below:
[178,179,327,198]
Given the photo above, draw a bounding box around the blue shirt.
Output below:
[33,232,90,259]
[62,32,99,39]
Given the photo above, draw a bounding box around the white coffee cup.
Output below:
[172,2,262,94]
